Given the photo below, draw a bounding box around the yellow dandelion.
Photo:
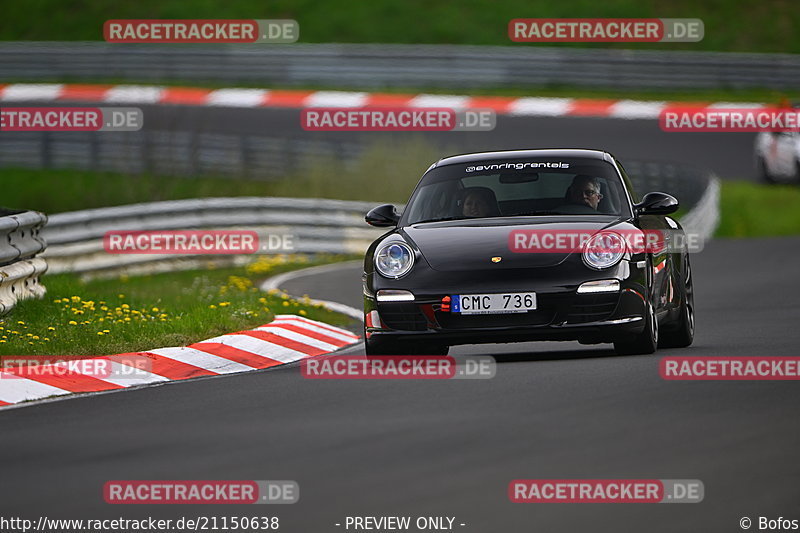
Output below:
[69,321,77,325]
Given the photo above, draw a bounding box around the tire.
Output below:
[614,300,658,355]
[614,257,658,356]
[659,257,695,349]
[364,335,402,356]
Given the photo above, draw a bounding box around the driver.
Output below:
[566,175,603,211]
[461,188,499,218]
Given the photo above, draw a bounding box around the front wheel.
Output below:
[364,335,402,355]
[614,300,658,355]
[659,257,695,349]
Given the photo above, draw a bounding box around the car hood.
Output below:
[401,217,629,272]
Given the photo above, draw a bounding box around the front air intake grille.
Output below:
[566,293,620,324]
[377,303,428,331]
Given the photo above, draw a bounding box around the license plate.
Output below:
[451,293,537,315]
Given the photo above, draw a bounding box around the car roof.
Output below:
[430,149,614,169]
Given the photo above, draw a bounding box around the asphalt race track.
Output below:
[5,101,758,179]
[1,236,799,531]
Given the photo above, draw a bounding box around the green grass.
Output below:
[2,0,798,53]
[716,180,800,237]
[0,139,441,213]
[0,254,358,356]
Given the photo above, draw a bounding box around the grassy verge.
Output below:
[1,0,798,54]
[0,139,441,212]
[0,254,359,356]
[716,180,800,238]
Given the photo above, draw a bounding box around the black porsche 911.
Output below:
[362,149,694,356]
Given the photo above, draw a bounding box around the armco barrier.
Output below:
[0,42,798,90]
[42,197,386,276]
[0,131,363,180]
[0,210,48,315]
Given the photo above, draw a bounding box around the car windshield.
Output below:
[403,158,631,225]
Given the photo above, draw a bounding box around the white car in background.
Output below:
[754,109,800,183]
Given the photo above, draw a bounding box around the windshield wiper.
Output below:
[413,216,464,224]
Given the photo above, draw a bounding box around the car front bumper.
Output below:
[364,260,649,347]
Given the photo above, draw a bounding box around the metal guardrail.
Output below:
[0,131,363,180]
[680,176,720,241]
[0,210,48,315]
[0,42,797,90]
[42,197,386,276]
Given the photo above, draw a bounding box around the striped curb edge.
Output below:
[0,314,359,409]
[0,83,768,120]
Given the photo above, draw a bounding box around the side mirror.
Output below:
[636,192,679,215]
[365,204,400,227]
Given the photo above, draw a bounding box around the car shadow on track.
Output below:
[463,346,623,364]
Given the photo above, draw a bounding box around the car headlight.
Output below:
[582,232,626,270]
[375,241,415,279]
